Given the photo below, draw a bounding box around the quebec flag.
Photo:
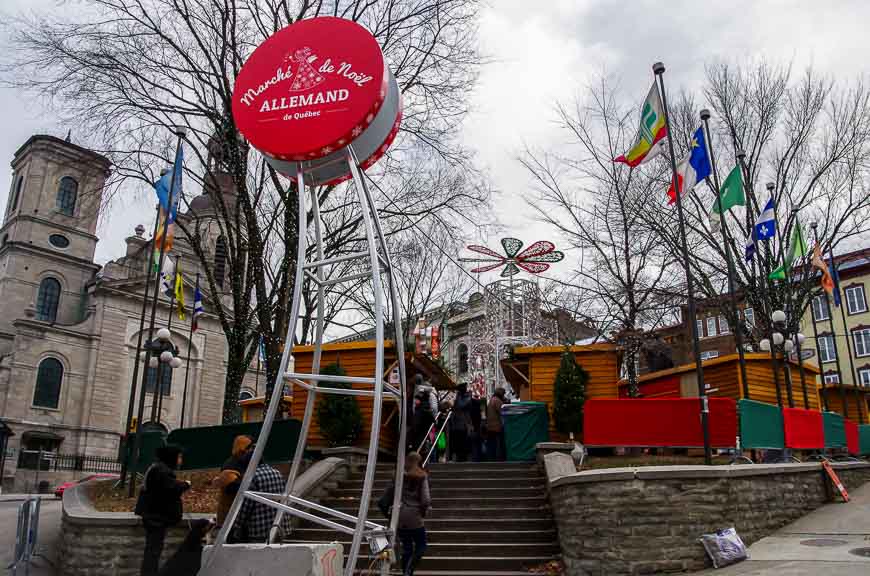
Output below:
[754,198,776,241]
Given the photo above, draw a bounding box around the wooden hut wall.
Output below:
[744,358,821,411]
[525,346,620,439]
[822,389,868,424]
[290,343,399,451]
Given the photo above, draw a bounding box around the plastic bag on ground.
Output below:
[699,527,748,569]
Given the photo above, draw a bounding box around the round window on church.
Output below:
[49,234,70,249]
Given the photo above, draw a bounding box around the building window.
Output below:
[819,334,837,363]
[696,319,704,338]
[812,295,830,321]
[852,328,870,357]
[824,372,841,384]
[706,317,717,338]
[56,176,78,216]
[214,236,227,289]
[858,369,870,387]
[145,364,172,396]
[48,234,70,249]
[719,315,730,335]
[36,277,61,322]
[11,175,24,212]
[744,307,754,327]
[33,358,63,409]
[700,350,719,361]
[239,389,255,401]
[845,285,867,315]
[457,343,468,374]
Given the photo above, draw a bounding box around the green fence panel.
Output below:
[123,429,169,473]
[860,425,870,456]
[167,419,302,470]
[738,399,784,450]
[822,411,847,449]
[503,401,550,462]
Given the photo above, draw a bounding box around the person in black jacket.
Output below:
[449,383,472,462]
[136,444,191,576]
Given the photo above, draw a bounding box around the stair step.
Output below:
[300,517,556,532]
[330,487,545,499]
[360,467,543,479]
[353,555,558,572]
[339,477,544,490]
[313,505,552,520]
[355,571,539,576]
[321,496,548,510]
[291,528,557,544]
[291,541,560,557]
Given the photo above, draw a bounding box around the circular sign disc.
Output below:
[232,17,387,161]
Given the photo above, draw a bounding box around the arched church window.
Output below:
[33,357,63,409]
[239,389,255,401]
[56,177,78,216]
[458,343,469,374]
[11,175,24,212]
[145,364,172,396]
[36,277,61,322]
[214,236,227,288]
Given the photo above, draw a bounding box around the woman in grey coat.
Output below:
[379,452,431,576]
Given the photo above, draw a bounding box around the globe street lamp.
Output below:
[147,329,183,424]
[770,309,810,409]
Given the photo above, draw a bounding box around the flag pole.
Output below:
[155,256,178,425]
[788,209,810,409]
[812,223,849,419]
[129,127,185,497]
[654,62,711,465]
[700,110,749,399]
[119,199,163,489]
[736,152,783,406]
[809,286,829,411]
[827,241,864,424]
[766,182,795,408]
[180,272,199,429]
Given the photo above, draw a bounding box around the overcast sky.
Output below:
[1,0,869,276]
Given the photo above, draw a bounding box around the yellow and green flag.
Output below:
[615,82,668,167]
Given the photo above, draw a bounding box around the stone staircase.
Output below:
[289,461,559,575]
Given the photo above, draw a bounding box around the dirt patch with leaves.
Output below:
[88,464,293,514]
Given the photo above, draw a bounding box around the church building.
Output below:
[0,134,261,490]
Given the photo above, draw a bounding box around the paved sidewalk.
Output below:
[695,482,870,575]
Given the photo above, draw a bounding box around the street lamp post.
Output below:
[148,328,182,424]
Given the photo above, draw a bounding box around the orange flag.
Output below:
[812,244,834,295]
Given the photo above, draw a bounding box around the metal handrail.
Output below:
[422,411,453,468]
[414,409,449,455]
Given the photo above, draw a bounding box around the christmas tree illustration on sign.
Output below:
[288,47,325,91]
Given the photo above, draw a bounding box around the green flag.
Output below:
[769,221,808,280]
[712,166,745,214]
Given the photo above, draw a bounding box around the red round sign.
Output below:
[232,17,388,161]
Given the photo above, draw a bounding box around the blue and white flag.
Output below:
[192,283,203,331]
[745,235,756,262]
[258,335,267,362]
[754,198,776,241]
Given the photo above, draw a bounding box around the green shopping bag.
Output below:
[436,431,446,451]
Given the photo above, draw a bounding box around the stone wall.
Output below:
[58,457,349,575]
[545,456,870,575]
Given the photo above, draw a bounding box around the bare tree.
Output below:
[521,78,682,395]
[2,0,486,421]
[651,62,870,345]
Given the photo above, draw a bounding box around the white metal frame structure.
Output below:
[206,146,408,576]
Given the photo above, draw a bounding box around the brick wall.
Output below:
[546,458,870,575]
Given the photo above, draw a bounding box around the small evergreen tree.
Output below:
[315,363,363,447]
[552,347,588,436]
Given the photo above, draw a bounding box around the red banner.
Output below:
[583,398,737,448]
[782,407,824,449]
[845,419,860,455]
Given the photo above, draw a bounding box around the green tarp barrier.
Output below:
[123,429,169,473]
[167,419,302,470]
[738,399,784,450]
[822,411,847,449]
[503,401,550,462]
[860,425,870,456]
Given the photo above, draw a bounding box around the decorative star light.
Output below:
[462,238,565,277]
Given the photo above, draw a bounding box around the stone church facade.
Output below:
[0,134,262,490]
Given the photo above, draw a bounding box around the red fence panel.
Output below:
[583,398,737,448]
[845,419,860,455]
[782,407,824,449]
